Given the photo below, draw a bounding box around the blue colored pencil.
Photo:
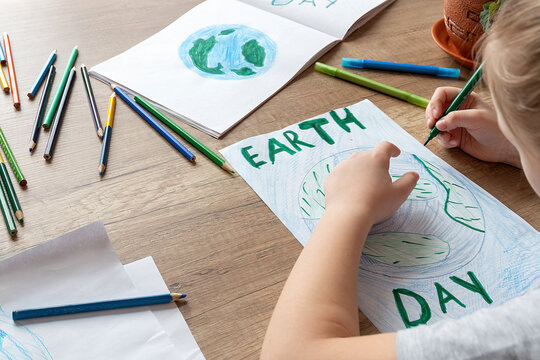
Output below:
[342,58,460,79]
[27,49,57,99]
[12,293,187,321]
[112,85,196,162]
[0,43,5,65]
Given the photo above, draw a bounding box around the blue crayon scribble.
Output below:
[0,307,52,359]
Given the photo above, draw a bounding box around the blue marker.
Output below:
[0,43,5,65]
[342,58,460,79]
[112,85,196,162]
[27,49,57,99]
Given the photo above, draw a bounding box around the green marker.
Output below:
[314,62,429,108]
[42,46,78,129]
[424,63,484,146]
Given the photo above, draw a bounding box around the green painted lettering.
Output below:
[268,138,296,164]
[435,282,466,314]
[298,118,335,145]
[450,271,493,304]
[393,288,431,328]
[283,130,315,152]
[330,108,365,132]
[241,146,267,169]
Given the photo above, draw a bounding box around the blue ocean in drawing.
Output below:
[0,307,52,359]
[179,24,277,80]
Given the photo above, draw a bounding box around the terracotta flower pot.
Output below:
[444,0,490,59]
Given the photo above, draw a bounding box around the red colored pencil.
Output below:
[2,33,20,109]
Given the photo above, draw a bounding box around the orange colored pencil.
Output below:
[2,33,20,109]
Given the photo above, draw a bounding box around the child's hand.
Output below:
[324,142,419,225]
[426,87,521,167]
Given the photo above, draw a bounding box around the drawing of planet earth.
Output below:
[299,149,486,279]
[179,24,277,80]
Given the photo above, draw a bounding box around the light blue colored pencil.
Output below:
[0,42,5,65]
[12,293,187,321]
[27,49,57,98]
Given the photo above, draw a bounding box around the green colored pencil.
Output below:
[0,153,22,223]
[0,174,16,236]
[314,62,430,108]
[0,126,26,186]
[42,46,78,129]
[134,96,234,174]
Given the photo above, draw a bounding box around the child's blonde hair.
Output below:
[481,0,540,152]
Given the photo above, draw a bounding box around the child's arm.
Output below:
[261,142,419,360]
[426,87,521,168]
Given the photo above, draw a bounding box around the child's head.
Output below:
[481,0,540,195]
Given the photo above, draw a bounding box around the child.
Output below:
[260,0,540,358]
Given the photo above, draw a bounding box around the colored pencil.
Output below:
[0,153,23,223]
[43,46,78,129]
[27,49,57,99]
[314,62,430,108]
[12,293,187,321]
[0,42,6,65]
[0,42,8,91]
[0,176,16,236]
[0,67,8,93]
[81,64,104,138]
[99,93,116,176]
[44,67,76,160]
[0,127,26,186]
[2,33,20,109]
[134,96,234,173]
[112,86,196,162]
[342,58,460,78]
[30,65,56,152]
[424,63,484,146]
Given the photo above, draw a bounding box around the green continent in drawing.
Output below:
[188,37,224,75]
[363,233,450,266]
[179,25,277,80]
[392,176,438,200]
[414,155,485,232]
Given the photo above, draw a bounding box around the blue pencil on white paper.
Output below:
[342,58,460,78]
[12,293,187,321]
[0,43,5,65]
[112,85,196,162]
[27,49,57,99]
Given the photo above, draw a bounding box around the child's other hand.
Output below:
[324,142,419,226]
[426,87,521,167]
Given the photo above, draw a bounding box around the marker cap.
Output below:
[436,67,460,78]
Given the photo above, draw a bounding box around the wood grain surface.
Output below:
[0,0,538,359]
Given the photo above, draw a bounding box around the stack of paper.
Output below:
[0,222,204,360]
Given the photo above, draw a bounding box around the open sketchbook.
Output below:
[90,0,394,138]
[220,100,540,332]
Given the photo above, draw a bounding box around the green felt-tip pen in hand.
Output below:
[423,63,484,146]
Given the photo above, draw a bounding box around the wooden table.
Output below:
[0,0,538,358]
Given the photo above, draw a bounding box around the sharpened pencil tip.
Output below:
[53,49,57,54]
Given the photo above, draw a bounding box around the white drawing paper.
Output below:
[242,0,395,39]
[0,222,177,359]
[125,257,205,360]
[220,100,540,332]
[90,0,391,138]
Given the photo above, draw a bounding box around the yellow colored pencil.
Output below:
[98,93,116,176]
[0,66,8,93]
